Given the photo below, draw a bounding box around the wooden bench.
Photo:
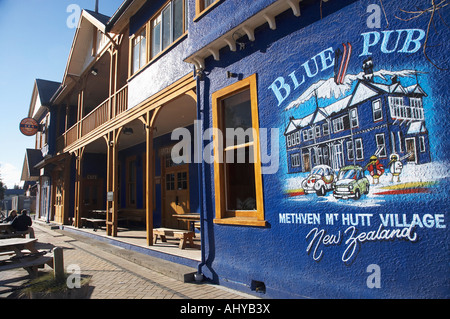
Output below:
[81,218,106,231]
[153,228,195,250]
[0,253,54,278]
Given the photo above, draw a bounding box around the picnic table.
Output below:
[0,222,34,239]
[0,238,53,278]
[0,222,13,233]
[172,214,201,231]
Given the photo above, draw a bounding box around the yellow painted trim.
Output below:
[213,217,267,227]
[194,0,221,22]
[211,74,266,227]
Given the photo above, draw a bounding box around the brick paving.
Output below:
[0,224,258,300]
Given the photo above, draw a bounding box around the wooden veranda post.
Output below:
[106,130,119,237]
[146,109,160,246]
[63,155,72,225]
[74,147,85,228]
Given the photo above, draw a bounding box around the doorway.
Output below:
[302,153,311,172]
[405,138,417,163]
[82,178,104,215]
[54,180,64,224]
[162,151,190,230]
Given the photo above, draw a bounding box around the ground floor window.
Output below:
[212,74,266,227]
[291,153,301,168]
[419,136,426,152]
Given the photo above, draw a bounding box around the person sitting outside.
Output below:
[2,210,17,223]
[11,210,35,238]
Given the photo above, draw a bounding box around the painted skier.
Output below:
[387,153,403,183]
[364,155,385,184]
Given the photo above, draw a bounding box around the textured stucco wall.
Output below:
[198,0,449,298]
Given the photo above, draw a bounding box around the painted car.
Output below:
[301,165,336,196]
[333,165,370,200]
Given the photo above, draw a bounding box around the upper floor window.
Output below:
[315,126,321,138]
[151,0,187,59]
[323,122,330,136]
[389,96,424,120]
[286,131,301,148]
[196,0,219,17]
[130,0,187,76]
[372,99,383,122]
[333,117,345,133]
[350,108,359,128]
[132,27,147,74]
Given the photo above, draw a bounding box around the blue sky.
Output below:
[0,0,124,188]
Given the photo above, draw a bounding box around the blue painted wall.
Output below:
[198,0,449,298]
[115,127,200,228]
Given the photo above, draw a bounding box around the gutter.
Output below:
[105,0,135,32]
[196,70,206,281]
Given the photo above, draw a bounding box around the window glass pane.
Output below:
[222,89,253,146]
[166,174,175,191]
[173,0,183,40]
[152,17,161,57]
[203,0,215,9]
[132,38,140,73]
[225,147,257,211]
[185,0,188,31]
[139,31,146,69]
[177,172,188,190]
[162,5,172,50]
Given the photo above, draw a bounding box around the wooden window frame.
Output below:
[129,24,149,76]
[128,0,188,78]
[150,0,187,60]
[194,0,220,21]
[212,74,266,227]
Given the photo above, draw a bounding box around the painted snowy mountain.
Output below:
[285,69,421,111]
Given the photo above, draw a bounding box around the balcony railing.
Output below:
[56,84,128,152]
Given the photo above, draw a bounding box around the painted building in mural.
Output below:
[20,0,449,299]
[284,74,431,175]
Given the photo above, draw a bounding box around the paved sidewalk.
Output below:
[0,224,258,299]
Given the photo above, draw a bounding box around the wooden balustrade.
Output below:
[81,98,110,137]
[66,123,79,147]
[59,85,128,150]
[115,85,128,116]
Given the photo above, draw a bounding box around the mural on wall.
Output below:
[270,22,448,264]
